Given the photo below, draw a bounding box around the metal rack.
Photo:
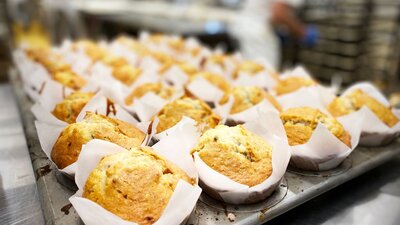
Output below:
[291,0,400,88]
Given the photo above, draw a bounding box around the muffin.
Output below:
[205,54,230,69]
[191,125,273,187]
[102,55,129,68]
[190,72,231,93]
[125,83,175,105]
[112,65,142,86]
[51,112,145,169]
[280,107,351,147]
[100,55,142,86]
[177,62,198,76]
[158,61,197,76]
[52,92,95,123]
[274,77,316,96]
[232,61,264,79]
[116,36,150,56]
[83,147,193,225]
[72,40,107,61]
[155,97,220,133]
[327,89,398,127]
[53,71,87,90]
[25,48,71,74]
[220,86,281,114]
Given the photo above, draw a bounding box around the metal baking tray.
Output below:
[9,69,400,225]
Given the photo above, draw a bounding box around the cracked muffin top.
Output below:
[83,147,193,225]
[125,82,175,106]
[52,92,95,123]
[155,97,220,133]
[191,125,273,187]
[280,107,351,147]
[51,112,145,169]
[220,86,281,114]
[327,89,398,127]
[190,72,231,93]
[274,76,315,96]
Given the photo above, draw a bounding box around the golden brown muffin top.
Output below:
[155,97,220,133]
[83,147,193,225]
[177,62,198,76]
[52,92,95,123]
[158,60,198,76]
[53,71,87,90]
[25,48,71,74]
[191,125,273,187]
[280,107,351,147]
[125,83,175,106]
[220,86,282,114]
[327,89,398,127]
[112,65,142,86]
[274,77,316,96]
[152,51,174,65]
[51,112,146,169]
[206,54,231,68]
[72,40,107,61]
[232,61,264,79]
[101,55,129,68]
[117,36,150,56]
[190,72,231,93]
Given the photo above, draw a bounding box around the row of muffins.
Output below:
[17,34,400,225]
[27,35,399,177]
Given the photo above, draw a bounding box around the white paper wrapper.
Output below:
[34,93,144,176]
[162,65,189,88]
[88,61,117,85]
[274,66,336,110]
[13,49,51,86]
[108,41,140,66]
[217,96,279,125]
[233,71,277,90]
[336,82,400,146]
[35,121,76,174]
[100,80,182,122]
[14,47,99,101]
[202,55,238,81]
[139,56,162,73]
[193,110,291,204]
[151,116,198,142]
[30,79,74,125]
[75,93,141,125]
[70,138,201,225]
[277,86,335,113]
[228,100,280,124]
[131,93,168,122]
[186,76,225,103]
[57,47,93,77]
[13,49,53,101]
[279,65,314,80]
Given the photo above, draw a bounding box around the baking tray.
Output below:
[9,69,400,225]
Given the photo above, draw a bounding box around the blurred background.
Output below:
[1,0,400,93]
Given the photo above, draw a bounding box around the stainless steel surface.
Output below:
[268,154,400,225]
[9,71,79,225]
[0,83,44,225]
[8,69,400,225]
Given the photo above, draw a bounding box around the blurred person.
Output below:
[229,0,318,68]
